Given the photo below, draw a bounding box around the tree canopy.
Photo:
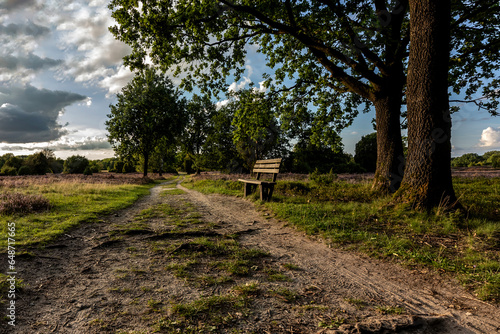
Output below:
[106,68,187,177]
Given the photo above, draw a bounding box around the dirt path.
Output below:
[4,180,500,333]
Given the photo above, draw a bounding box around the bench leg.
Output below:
[244,183,251,197]
[244,183,256,197]
[259,184,275,201]
[267,184,275,201]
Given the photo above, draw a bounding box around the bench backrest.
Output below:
[253,158,282,182]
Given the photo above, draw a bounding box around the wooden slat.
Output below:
[255,158,282,164]
[253,168,280,174]
[238,179,262,184]
[254,163,281,169]
[238,179,276,185]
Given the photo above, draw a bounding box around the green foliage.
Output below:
[25,152,49,175]
[201,105,243,172]
[109,0,500,163]
[309,169,338,185]
[106,68,187,176]
[17,165,33,176]
[63,155,89,174]
[3,156,22,171]
[451,153,484,167]
[229,89,286,170]
[484,152,500,168]
[354,133,377,172]
[122,162,136,173]
[0,165,17,176]
[288,131,361,174]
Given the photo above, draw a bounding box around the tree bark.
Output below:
[395,0,458,210]
[372,69,406,193]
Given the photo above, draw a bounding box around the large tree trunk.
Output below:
[372,81,405,193]
[395,0,458,210]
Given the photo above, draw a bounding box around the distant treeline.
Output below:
[2,142,497,177]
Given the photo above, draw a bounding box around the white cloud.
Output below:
[99,65,135,97]
[38,0,132,94]
[216,99,230,109]
[479,127,500,147]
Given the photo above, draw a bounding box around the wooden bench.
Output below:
[238,158,282,201]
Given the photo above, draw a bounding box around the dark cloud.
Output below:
[0,22,50,37]
[0,54,63,71]
[51,138,112,151]
[0,103,65,143]
[0,85,87,143]
[0,0,36,12]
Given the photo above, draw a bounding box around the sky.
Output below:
[1,0,499,161]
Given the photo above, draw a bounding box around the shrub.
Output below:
[354,132,377,172]
[0,166,17,176]
[309,168,338,185]
[0,193,51,215]
[17,165,34,176]
[489,153,500,168]
[83,167,93,175]
[122,162,136,173]
[451,153,484,167]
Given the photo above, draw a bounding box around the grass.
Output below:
[185,174,500,303]
[0,175,158,250]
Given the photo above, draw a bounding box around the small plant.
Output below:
[147,299,163,312]
[345,298,367,309]
[318,317,345,329]
[265,268,291,282]
[375,305,405,315]
[282,262,301,271]
[232,281,260,297]
[269,287,298,303]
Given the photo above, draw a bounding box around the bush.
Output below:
[83,167,93,175]
[0,166,17,176]
[451,153,484,167]
[354,132,377,172]
[309,168,338,185]
[17,165,33,176]
[122,162,136,173]
[63,155,89,174]
[489,153,500,168]
[0,193,51,215]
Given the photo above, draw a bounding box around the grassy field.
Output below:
[0,174,163,251]
[183,172,500,303]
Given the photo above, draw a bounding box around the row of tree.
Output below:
[0,151,94,176]
[108,0,500,210]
